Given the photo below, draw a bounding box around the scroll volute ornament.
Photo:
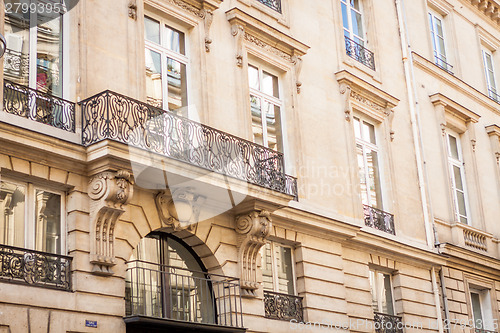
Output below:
[235,210,272,297]
[88,170,134,276]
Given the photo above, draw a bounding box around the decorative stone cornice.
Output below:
[235,209,272,297]
[155,187,206,231]
[88,170,134,276]
[469,0,500,25]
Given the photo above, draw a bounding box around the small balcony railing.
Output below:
[344,36,375,70]
[364,205,395,235]
[474,329,497,333]
[3,80,76,132]
[434,54,454,75]
[488,88,500,104]
[264,290,303,322]
[0,244,72,291]
[374,312,403,333]
[125,260,243,329]
[80,90,298,198]
[256,0,281,13]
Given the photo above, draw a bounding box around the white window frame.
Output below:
[470,288,495,331]
[446,130,470,225]
[354,115,382,209]
[0,178,66,255]
[261,241,297,295]
[144,14,190,113]
[428,10,449,71]
[482,48,498,101]
[340,0,365,45]
[369,269,396,316]
[248,63,284,150]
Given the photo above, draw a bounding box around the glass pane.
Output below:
[352,10,364,38]
[353,117,362,139]
[471,292,484,329]
[145,16,160,44]
[166,58,187,112]
[276,245,294,295]
[261,242,274,291]
[165,25,185,55]
[456,191,467,217]
[437,36,446,59]
[357,144,369,205]
[37,13,63,97]
[435,17,444,38]
[383,274,394,315]
[251,95,264,146]
[145,49,163,108]
[262,71,279,98]
[453,165,464,191]
[448,134,459,160]
[341,2,349,30]
[0,181,26,248]
[35,190,61,254]
[248,65,260,90]
[367,149,381,209]
[369,271,378,312]
[362,121,376,144]
[263,101,282,151]
[350,0,360,10]
[4,6,30,85]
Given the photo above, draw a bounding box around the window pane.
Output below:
[248,65,260,90]
[369,271,378,311]
[448,134,459,160]
[351,10,363,38]
[166,58,187,112]
[263,101,282,151]
[145,49,163,108]
[362,121,376,144]
[382,274,394,315]
[367,149,381,209]
[165,25,185,55]
[471,292,484,329]
[276,245,294,295]
[145,17,160,44]
[4,8,30,85]
[261,242,274,291]
[0,181,26,248]
[453,165,464,191]
[357,144,369,205]
[456,191,467,217]
[251,95,264,146]
[35,191,61,254]
[435,17,444,38]
[262,71,279,98]
[37,14,63,97]
[354,117,362,139]
[350,0,361,10]
[341,2,349,30]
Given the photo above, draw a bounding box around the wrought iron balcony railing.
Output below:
[344,36,375,70]
[474,329,497,333]
[364,205,396,235]
[3,80,75,132]
[0,244,72,291]
[374,312,403,333]
[125,260,243,328]
[264,290,303,322]
[488,88,500,104]
[256,0,281,13]
[434,54,454,75]
[81,90,298,198]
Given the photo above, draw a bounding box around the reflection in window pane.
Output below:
[37,13,63,97]
[0,181,26,248]
[383,274,394,315]
[357,144,368,205]
[4,9,30,86]
[448,134,459,159]
[362,121,376,144]
[167,58,187,113]
[262,71,279,98]
[277,245,294,295]
[471,293,484,329]
[145,49,163,108]
[353,118,362,139]
[341,3,349,30]
[145,16,160,44]
[165,25,185,55]
[251,95,264,146]
[351,10,364,39]
[248,65,259,90]
[367,149,381,209]
[456,191,467,217]
[35,190,61,254]
[263,101,282,151]
[453,166,463,191]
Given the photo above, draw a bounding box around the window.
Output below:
[470,289,495,331]
[482,49,499,102]
[0,179,64,254]
[354,116,382,209]
[429,11,452,73]
[255,0,282,13]
[261,241,295,295]
[369,270,395,315]
[248,64,283,151]
[145,16,188,113]
[3,0,64,97]
[446,131,469,225]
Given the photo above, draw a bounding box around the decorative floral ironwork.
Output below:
[125,260,244,328]
[256,0,281,13]
[344,36,375,70]
[264,290,303,322]
[80,90,298,198]
[364,205,395,235]
[3,80,75,132]
[0,244,72,291]
[374,312,403,333]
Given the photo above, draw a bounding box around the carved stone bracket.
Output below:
[201,8,214,52]
[235,209,272,298]
[231,24,245,67]
[292,55,303,94]
[128,0,137,20]
[339,82,353,121]
[88,170,134,276]
[156,187,206,231]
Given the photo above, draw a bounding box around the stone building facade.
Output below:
[0,0,499,332]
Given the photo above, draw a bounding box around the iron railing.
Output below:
[344,36,375,70]
[125,260,243,328]
[264,290,303,322]
[256,0,281,13]
[434,54,454,75]
[474,329,497,333]
[0,244,72,291]
[488,88,500,104]
[374,312,403,333]
[3,80,75,132]
[80,90,298,198]
[364,205,395,235]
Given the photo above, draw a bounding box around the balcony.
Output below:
[364,205,395,235]
[344,36,375,71]
[474,329,497,333]
[0,244,72,291]
[125,260,244,332]
[263,290,303,322]
[256,0,281,13]
[80,90,298,198]
[374,312,403,333]
[488,88,500,104]
[433,54,454,75]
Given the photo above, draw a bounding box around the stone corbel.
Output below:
[156,187,206,231]
[385,107,396,141]
[479,0,488,11]
[201,8,214,52]
[292,55,303,94]
[339,82,352,121]
[231,23,245,67]
[88,170,134,276]
[235,210,272,298]
[128,0,137,20]
[467,120,477,152]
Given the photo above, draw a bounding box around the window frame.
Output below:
[482,48,498,101]
[446,130,470,225]
[470,288,495,330]
[260,241,297,295]
[428,10,450,72]
[0,178,66,255]
[341,0,365,46]
[369,269,396,316]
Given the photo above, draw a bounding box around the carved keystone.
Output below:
[156,187,206,231]
[88,170,134,276]
[235,210,272,298]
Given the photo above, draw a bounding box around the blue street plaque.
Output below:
[85,320,98,328]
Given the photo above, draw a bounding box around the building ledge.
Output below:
[124,316,246,333]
